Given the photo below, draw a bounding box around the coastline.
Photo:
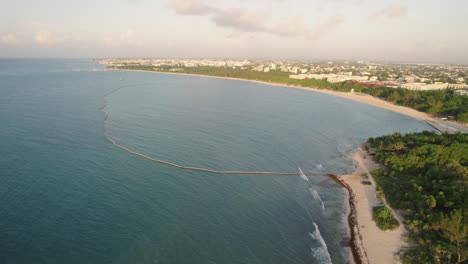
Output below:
[339,147,406,264]
[108,68,468,133]
[327,173,368,264]
[104,68,446,263]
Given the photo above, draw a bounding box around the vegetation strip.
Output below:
[372,206,400,231]
[369,132,467,263]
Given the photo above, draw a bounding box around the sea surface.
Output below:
[0,59,433,264]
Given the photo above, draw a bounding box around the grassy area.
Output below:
[373,206,400,231]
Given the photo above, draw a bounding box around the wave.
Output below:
[316,163,324,171]
[309,222,333,264]
[309,188,326,213]
[300,168,326,213]
[298,168,309,182]
[336,138,355,158]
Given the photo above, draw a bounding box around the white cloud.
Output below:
[269,16,309,37]
[35,31,59,45]
[0,33,18,45]
[34,30,82,48]
[168,0,214,15]
[104,29,142,46]
[211,8,269,33]
[167,0,343,40]
[309,15,345,40]
[371,4,407,19]
[226,31,241,39]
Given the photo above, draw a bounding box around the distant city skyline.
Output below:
[1,0,467,64]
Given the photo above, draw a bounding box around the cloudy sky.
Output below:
[1,0,467,63]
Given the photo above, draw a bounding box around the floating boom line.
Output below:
[107,136,329,176]
[101,76,366,264]
[101,82,329,177]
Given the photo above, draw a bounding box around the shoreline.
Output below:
[327,173,368,264]
[105,68,420,263]
[339,147,406,264]
[107,68,468,133]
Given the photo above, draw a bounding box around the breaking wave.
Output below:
[316,163,324,171]
[298,168,309,182]
[310,222,332,264]
[309,188,326,213]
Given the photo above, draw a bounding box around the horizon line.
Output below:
[1,57,467,66]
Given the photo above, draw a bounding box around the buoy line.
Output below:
[100,83,328,177]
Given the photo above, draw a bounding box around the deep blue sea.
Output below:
[0,59,433,264]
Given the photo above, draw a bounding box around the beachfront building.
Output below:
[291,67,300,74]
[289,73,369,83]
[448,83,468,89]
[454,90,468,96]
[405,75,419,83]
[400,82,449,91]
[252,65,264,72]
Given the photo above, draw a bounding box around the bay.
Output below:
[0,59,432,264]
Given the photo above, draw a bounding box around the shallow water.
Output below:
[0,59,433,263]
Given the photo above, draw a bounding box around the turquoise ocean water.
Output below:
[0,59,433,264]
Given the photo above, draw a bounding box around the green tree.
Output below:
[435,210,468,263]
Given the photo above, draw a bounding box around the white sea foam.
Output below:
[316,163,324,171]
[309,188,326,213]
[309,222,333,264]
[336,138,354,158]
[298,168,309,182]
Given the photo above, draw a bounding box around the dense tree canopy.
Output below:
[373,206,400,231]
[369,132,468,263]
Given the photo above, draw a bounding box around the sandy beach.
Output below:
[340,148,406,264]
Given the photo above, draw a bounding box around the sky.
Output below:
[0,0,467,64]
